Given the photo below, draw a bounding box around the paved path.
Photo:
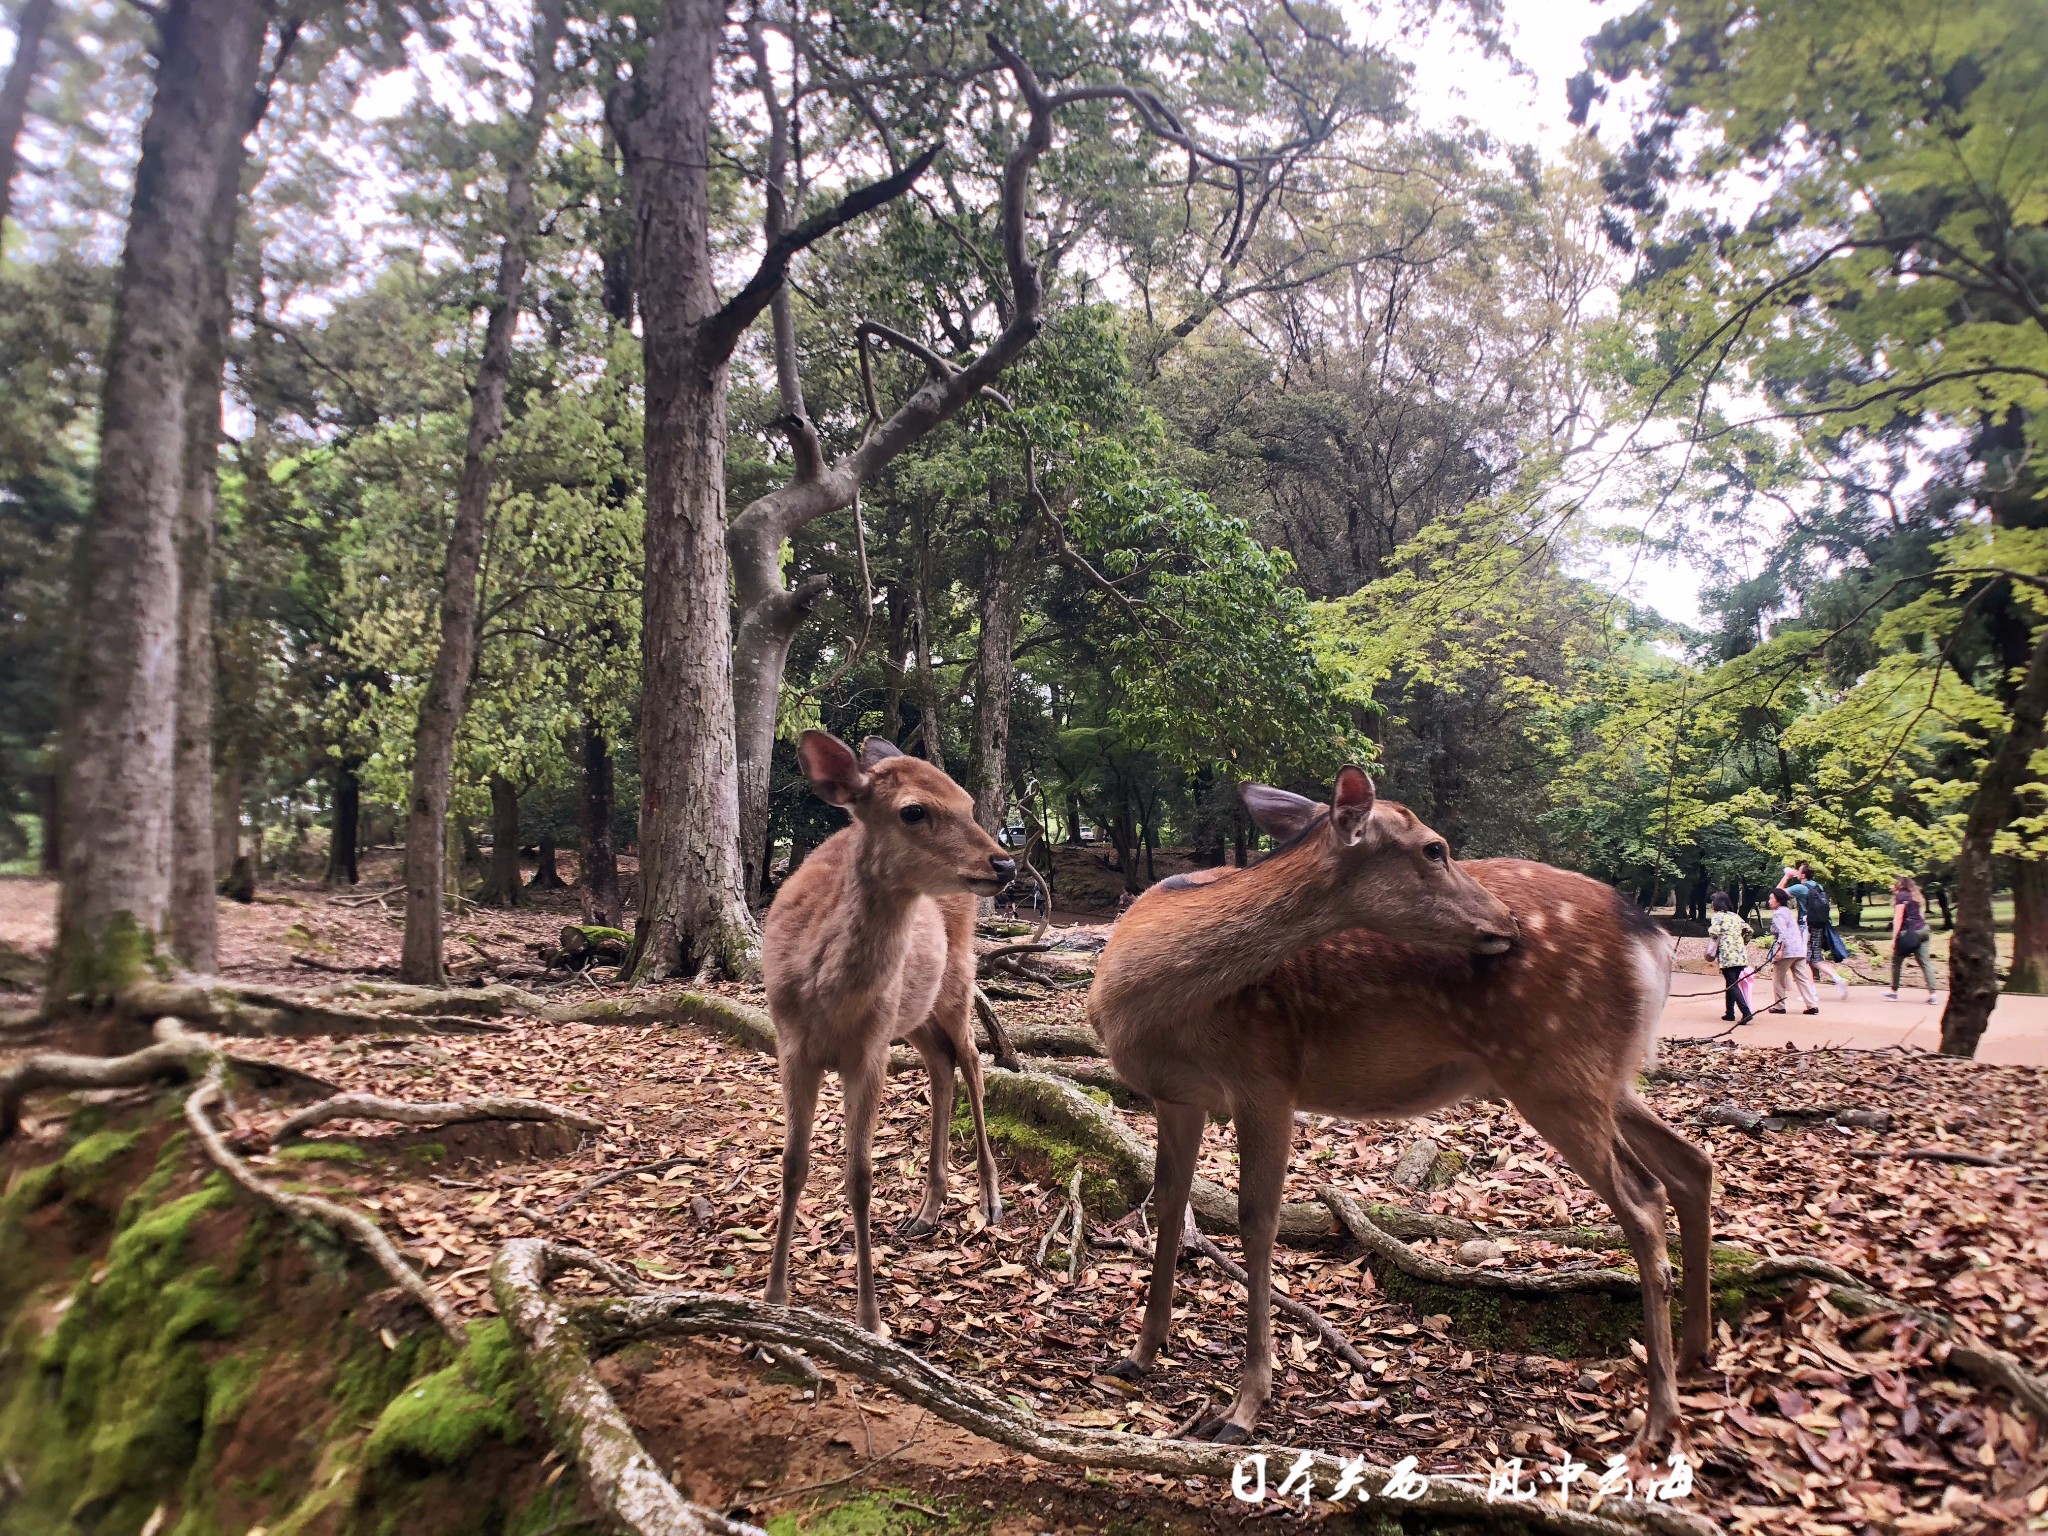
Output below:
[1659,974,2048,1066]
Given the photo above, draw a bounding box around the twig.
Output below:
[1064,1165,1085,1281]
[1840,1146,2014,1167]
[1182,1226,1371,1374]
[552,1155,693,1214]
[970,985,1020,1071]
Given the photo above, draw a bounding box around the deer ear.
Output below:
[1241,783,1322,842]
[1330,766,1376,846]
[799,730,866,806]
[859,736,904,769]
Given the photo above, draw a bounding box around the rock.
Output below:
[1391,1137,1443,1189]
[1454,1238,1504,1267]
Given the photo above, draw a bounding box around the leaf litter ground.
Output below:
[4,873,2046,1534]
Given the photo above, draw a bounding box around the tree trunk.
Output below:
[881,582,910,745]
[531,829,566,889]
[35,772,59,874]
[2007,858,2048,996]
[733,584,818,903]
[1942,618,2048,1055]
[1930,881,1953,930]
[578,715,620,926]
[326,762,360,885]
[168,100,249,975]
[1066,793,1082,845]
[615,0,758,981]
[966,547,1024,835]
[50,0,267,1004]
[400,0,563,985]
[213,758,242,877]
[0,0,54,239]
[481,776,523,907]
[911,551,946,770]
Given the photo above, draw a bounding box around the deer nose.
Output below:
[990,856,1017,882]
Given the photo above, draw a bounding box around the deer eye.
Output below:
[899,804,928,825]
[1425,842,1448,864]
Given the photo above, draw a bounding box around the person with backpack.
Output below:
[1779,862,1851,1000]
[1885,875,1939,1004]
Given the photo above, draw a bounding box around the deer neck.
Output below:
[1127,841,1353,1004]
[833,833,927,982]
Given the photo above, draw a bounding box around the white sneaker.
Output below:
[1833,976,1849,1000]
[1927,994,1938,1005]
[1882,990,1898,1000]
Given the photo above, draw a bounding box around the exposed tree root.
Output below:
[1,1017,220,1137]
[185,1063,467,1343]
[276,1092,606,1142]
[510,1248,1711,1536]
[1179,1224,1371,1373]
[970,984,1021,1070]
[117,979,514,1037]
[492,1240,767,1536]
[1322,1188,1642,1296]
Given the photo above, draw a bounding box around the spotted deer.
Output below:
[763,731,1013,1336]
[1090,770,1710,1449]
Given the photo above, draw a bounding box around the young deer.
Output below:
[763,731,1013,1336]
[1092,771,1711,1451]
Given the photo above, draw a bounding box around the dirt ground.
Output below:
[5,872,2048,1535]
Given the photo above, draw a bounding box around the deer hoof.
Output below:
[1188,1417,1250,1445]
[981,1194,1005,1227]
[1103,1357,1149,1383]
[896,1213,940,1238]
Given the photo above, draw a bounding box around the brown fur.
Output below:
[763,732,1011,1335]
[1091,787,1711,1451]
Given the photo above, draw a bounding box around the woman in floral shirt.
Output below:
[1706,892,1754,1023]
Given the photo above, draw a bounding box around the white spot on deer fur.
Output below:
[1522,911,1546,933]
[1555,903,1576,923]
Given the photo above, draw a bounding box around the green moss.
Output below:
[404,1143,450,1167]
[365,1322,525,1469]
[961,1106,1129,1213]
[59,1127,142,1186]
[2,1158,62,1218]
[48,908,167,997]
[275,1140,369,1166]
[765,1491,943,1536]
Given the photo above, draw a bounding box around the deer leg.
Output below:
[1106,1098,1203,1382]
[767,1054,821,1308]
[899,1022,955,1237]
[842,1049,889,1337]
[1618,1093,1715,1368]
[954,1033,1004,1227]
[1190,1098,1292,1445]
[1511,1092,1681,1448]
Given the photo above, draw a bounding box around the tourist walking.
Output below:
[1779,862,1851,999]
[1706,892,1755,1024]
[1764,887,1819,1014]
[1884,876,1938,1004]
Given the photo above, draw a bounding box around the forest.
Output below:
[1,1,2046,1534]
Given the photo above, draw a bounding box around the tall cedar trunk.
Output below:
[2007,858,2048,995]
[733,589,808,902]
[326,763,360,884]
[1941,616,2048,1054]
[482,775,522,907]
[0,0,55,238]
[616,0,758,980]
[966,548,1024,835]
[579,716,620,926]
[50,0,266,1002]
[167,104,249,974]
[400,0,563,984]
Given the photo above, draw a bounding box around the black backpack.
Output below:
[1804,881,1831,929]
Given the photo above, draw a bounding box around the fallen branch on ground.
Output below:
[552,1156,694,1214]
[971,985,1021,1070]
[116,980,514,1037]
[1841,1146,2014,1167]
[276,1092,606,1143]
[517,1249,1710,1536]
